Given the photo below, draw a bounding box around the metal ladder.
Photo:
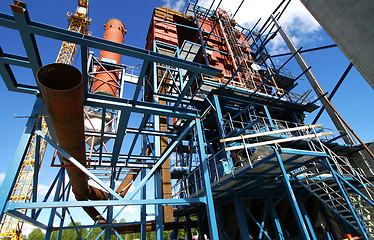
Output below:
[292,159,374,239]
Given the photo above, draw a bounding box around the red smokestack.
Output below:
[92,19,126,97]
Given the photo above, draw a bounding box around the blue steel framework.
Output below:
[0,1,373,240]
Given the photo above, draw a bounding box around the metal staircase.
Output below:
[291,151,374,239]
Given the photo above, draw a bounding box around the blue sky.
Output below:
[0,0,373,235]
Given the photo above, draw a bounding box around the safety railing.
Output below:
[172,123,332,199]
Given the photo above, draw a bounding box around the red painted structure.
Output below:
[92,19,126,96]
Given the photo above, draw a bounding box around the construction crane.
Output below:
[0,1,90,239]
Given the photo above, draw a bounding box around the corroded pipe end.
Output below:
[37,63,82,91]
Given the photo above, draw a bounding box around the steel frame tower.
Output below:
[0,1,373,240]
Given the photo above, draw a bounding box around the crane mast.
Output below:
[0,1,90,239]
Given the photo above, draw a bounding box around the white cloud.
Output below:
[22,223,43,236]
[162,0,186,12]
[197,0,322,55]
[114,205,140,222]
[37,183,56,199]
[0,173,5,186]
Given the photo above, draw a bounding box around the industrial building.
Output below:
[0,0,373,239]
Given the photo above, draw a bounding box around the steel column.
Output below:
[233,198,251,239]
[274,148,310,240]
[195,118,219,240]
[268,199,285,240]
[299,200,317,240]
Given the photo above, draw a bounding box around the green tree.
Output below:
[50,222,88,240]
[27,228,44,240]
[85,227,105,240]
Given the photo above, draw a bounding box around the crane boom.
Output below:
[0,1,90,239]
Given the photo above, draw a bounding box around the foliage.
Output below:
[50,222,88,240]
[23,217,196,240]
[27,228,44,240]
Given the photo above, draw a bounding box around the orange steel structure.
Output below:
[92,19,126,97]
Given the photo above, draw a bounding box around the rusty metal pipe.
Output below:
[92,19,126,97]
[37,63,108,222]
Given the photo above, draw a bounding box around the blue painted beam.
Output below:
[279,148,328,157]
[258,201,269,239]
[132,60,149,103]
[173,72,198,111]
[233,198,251,239]
[0,97,43,221]
[31,133,40,219]
[36,131,123,200]
[0,12,221,77]
[6,210,47,230]
[110,111,131,169]
[85,93,199,119]
[127,120,196,200]
[323,159,370,239]
[241,200,271,239]
[223,102,254,126]
[45,168,65,239]
[126,114,150,163]
[195,118,220,240]
[204,15,222,46]
[192,6,210,66]
[98,107,106,165]
[274,148,310,240]
[299,201,317,240]
[10,4,42,77]
[0,47,38,94]
[222,65,242,89]
[81,45,88,100]
[9,197,206,210]
[0,50,30,68]
[268,199,285,240]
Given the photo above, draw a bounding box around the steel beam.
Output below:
[233,198,251,239]
[173,72,198,110]
[274,148,310,240]
[8,198,206,211]
[127,120,196,200]
[195,118,219,240]
[268,199,285,240]
[271,15,355,145]
[36,131,123,200]
[10,4,42,77]
[299,201,317,240]
[85,94,199,120]
[0,12,221,77]
[0,97,43,221]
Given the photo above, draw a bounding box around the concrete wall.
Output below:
[300,0,374,90]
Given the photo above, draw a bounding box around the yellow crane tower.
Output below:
[0,1,90,239]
